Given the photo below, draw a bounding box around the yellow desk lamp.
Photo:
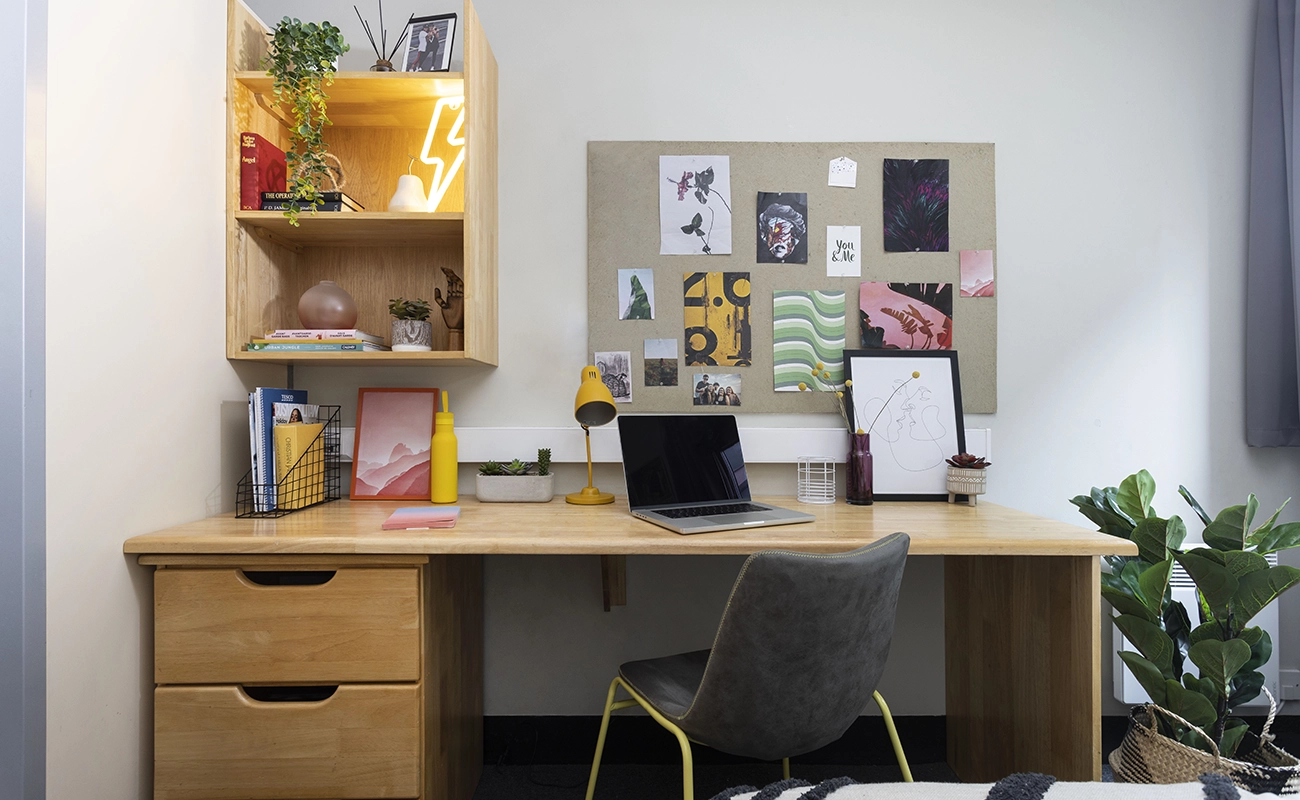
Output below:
[567,365,617,505]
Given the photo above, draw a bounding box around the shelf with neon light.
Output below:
[235,71,465,128]
[235,211,465,246]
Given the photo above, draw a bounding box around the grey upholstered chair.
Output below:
[584,533,912,800]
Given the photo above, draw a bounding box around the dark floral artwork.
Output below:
[882,159,949,252]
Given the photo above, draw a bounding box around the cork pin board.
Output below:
[587,141,996,414]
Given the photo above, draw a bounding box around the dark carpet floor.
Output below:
[471,762,956,800]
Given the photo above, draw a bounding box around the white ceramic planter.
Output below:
[391,319,433,352]
[946,467,988,505]
[475,474,554,503]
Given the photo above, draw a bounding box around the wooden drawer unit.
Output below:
[154,683,421,800]
[154,565,421,684]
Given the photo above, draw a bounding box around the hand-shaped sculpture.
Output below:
[434,267,465,350]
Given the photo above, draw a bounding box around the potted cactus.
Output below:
[475,449,554,503]
[946,452,990,505]
[389,297,433,351]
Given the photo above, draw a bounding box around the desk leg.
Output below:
[945,555,1101,782]
[601,556,627,611]
[425,555,484,800]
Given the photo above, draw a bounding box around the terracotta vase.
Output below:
[845,432,873,505]
[297,281,358,329]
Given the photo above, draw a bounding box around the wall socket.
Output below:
[1282,669,1300,701]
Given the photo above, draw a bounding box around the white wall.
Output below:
[43,0,1300,794]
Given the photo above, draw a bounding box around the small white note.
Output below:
[828,156,857,188]
[827,225,861,277]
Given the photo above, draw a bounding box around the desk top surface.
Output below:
[122,497,1138,557]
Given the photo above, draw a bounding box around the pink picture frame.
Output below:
[350,388,439,500]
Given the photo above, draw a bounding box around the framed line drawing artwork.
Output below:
[350,387,438,500]
[844,350,964,500]
[402,13,457,72]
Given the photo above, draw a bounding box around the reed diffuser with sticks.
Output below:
[354,2,414,71]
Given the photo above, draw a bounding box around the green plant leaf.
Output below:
[1103,586,1157,623]
[1163,679,1219,730]
[1070,496,1135,538]
[1188,638,1251,691]
[1165,515,1188,552]
[1204,498,1258,552]
[1138,559,1173,616]
[1183,673,1221,706]
[1189,622,1226,646]
[1249,498,1289,537]
[1117,470,1157,521]
[1248,521,1300,555]
[1220,718,1250,758]
[1118,652,1168,706]
[1164,600,1192,677]
[1179,485,1213,527]
[1100,487,1137,527]
[1244,627,1272,673]
[1232,565,1300,627]
[1228,671,1266,709]
[1114,614,1175,677]
[1132,518,1172,565]
[1238,626,1264,649]
[1224,551,1270,578]
[1175,551,1239,619]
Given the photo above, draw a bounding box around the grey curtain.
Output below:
[1248,0,1300,445]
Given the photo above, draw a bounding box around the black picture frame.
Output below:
[843,349,964,501]
[402,13,457,73]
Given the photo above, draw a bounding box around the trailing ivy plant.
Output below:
[264,17,349,226]
[1072,471,1300,758]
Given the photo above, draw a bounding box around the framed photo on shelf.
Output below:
[402,13,457,72]
[844,350,964,500]
[350,388,439,500]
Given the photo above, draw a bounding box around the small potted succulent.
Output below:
[475,449,554,503]
[389,297,433,351]
[946,452,990,505]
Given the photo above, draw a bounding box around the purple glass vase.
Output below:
[846,432,873,505]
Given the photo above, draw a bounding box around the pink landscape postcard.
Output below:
[960,249,995,297]
[351,388,438,500]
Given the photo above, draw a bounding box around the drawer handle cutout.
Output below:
[243,685,338,703]
[240,570,337,586]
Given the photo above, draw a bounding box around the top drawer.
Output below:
[154,566,421,684]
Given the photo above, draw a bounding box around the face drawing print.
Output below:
[756,192,809,264]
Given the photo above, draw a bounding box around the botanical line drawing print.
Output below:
[660,155,733,255]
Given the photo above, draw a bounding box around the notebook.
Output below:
[617,415,815,534]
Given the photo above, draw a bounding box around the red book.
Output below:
[239,132,287,210]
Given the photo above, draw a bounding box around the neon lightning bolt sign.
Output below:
[420,96,465,212]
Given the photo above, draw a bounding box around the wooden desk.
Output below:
[125,497,1136,794]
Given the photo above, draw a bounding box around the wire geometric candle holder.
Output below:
[796,456,836,504]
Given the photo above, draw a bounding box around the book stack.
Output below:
[249,329,391,353]
[248,389,325,512]
[240,133,287,211]
[260,191,364,212]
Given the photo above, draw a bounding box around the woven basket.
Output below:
[1110,692,1300,794]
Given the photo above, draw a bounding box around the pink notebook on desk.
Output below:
[382,506,460,530]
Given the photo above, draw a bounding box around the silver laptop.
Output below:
[618,414,815,535]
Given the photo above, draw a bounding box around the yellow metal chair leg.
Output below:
[782,757,790,780]
[872,690,912,782]
[587,677,695,800]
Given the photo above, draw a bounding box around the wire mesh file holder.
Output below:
[236,405,343,518]
[796,456,836,504]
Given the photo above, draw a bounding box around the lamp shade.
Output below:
[574,366,617,427]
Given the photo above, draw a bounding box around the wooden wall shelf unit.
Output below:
[226,0,498,365]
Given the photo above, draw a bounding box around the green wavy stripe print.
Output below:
[773,291,846,392]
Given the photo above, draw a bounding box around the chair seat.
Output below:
[618,649,710,719]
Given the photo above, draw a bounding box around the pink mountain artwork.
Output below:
[959,249,995,297]
[352,389,437,499]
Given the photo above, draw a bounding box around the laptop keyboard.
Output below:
[657,503,768,519]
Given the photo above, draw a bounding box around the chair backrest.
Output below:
[681,532,910,761]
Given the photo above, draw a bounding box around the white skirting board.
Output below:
[337,426,991,465]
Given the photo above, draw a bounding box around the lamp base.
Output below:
[566,486,615,505]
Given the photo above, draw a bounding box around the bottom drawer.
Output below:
[154,684,420,800]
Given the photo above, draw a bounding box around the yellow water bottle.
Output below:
[430,391,458,503]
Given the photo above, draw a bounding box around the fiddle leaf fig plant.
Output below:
[1072,470,1300,757]
[264,17,349,226]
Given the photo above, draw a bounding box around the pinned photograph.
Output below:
[595,350,633,403]
[826,225,861,277]
[660,155,732,255]
[402,14,457,72]
[960,249,995,297]
[773,291,846,392]
[684,272,752,366]
[692,373,742,406]
[859,283,953,350]
[618,268,655,319]
[756,192,809,264]
[644,338,678,387]
[883,159,949,252]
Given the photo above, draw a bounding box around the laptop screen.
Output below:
[618,415,751,509]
